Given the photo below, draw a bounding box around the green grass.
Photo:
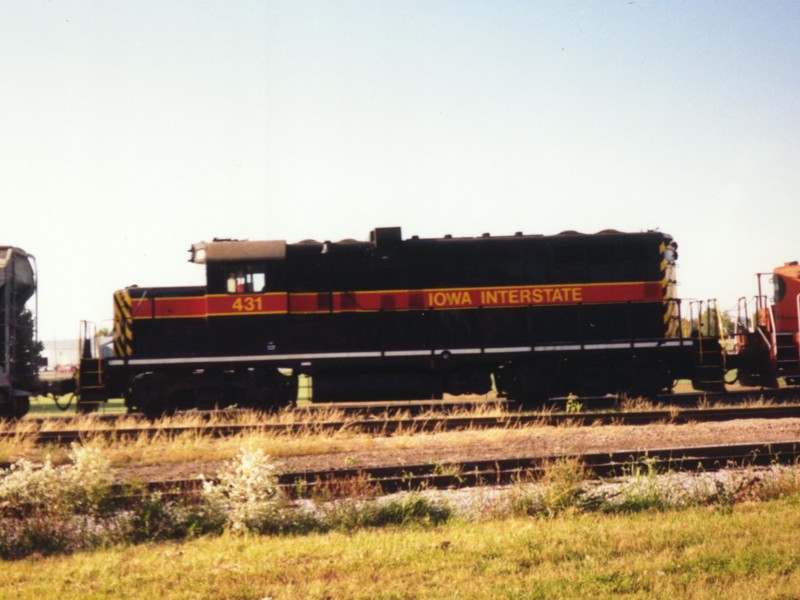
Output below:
[26,396,127,416]
[3,494,800,599]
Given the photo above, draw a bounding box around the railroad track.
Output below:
[24,386,800,424]
[9,404,800,446]
[129,440,800,500]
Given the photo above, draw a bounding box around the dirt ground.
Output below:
[114,417,800,483]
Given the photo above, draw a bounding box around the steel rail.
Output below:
[110,440,800,501]
[21,385,800,425]
[8,404,800,446]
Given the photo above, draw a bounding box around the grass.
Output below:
[2,403,551,468]
[4,394,798,469]
[3,494,800,599]
[3,396,799,490]
[5,441,800,595]
[13,424,553,470]
[26,395,128,416]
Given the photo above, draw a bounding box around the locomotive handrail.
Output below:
[757,327,773,354]
[626,300,633,348]
[796,293,800,340]
[769,305,777,357]
[664,297,682,340]
[736,297,749,334]
[131,289,149,318]
[712,300,728,348]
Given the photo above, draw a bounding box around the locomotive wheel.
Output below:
[622,358,672,399]
[572,363,609,397]
[275,372,298,409]
[495,360,559,407]
[0,390,30,420]
[76,399,100,414]
[264,369,298,409]
[129,373,173,420]
[239,369,297,411]
[737,366,755,387]
[443,369,492,396]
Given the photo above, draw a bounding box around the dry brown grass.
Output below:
[2,401,572,468]
[617,395,659,411]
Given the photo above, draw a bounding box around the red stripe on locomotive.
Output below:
[129,280,663,319]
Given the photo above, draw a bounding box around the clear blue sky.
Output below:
[2,1,799,340]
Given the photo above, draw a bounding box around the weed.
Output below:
[432,461,463,479]
[618,396,655,412]
[370,494,452,527]
[507,459,588,518]
[200,447,283,533]
[62,443,114,514]
[742,395,774,408]
[0,457,63,518]
[601,457,671,513]
[740,464,800,503]
[537,458,588,516]
[0,512,116,559]
[321,493,452,531]
[565,393,583,414]
[310,472,381,504]
[122,490,222,543]
[0,442,112,518]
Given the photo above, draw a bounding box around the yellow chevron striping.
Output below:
[113,290,134,357]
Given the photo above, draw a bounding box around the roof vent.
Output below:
[370,227,402,256]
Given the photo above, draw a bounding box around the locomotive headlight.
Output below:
[189,243,207,264]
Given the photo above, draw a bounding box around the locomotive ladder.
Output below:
[773,293,800,379]
[690,300,727,393]
[775,333,800,374]
[76,321,108,412]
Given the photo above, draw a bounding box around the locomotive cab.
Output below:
[769,263,800,383]
[732,262,800,387]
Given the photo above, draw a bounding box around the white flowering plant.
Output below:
[0,443,112,518]
[201,447,283,533]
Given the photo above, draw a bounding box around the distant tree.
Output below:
[698,307,735,337]
[14,309,44,380]
[681,309,735,338]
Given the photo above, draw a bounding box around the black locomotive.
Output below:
[70,226,723,417]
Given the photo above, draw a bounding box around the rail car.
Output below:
[67,227,731,417]
[0,246,39,419]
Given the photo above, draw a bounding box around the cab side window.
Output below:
[226,269,267,293]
